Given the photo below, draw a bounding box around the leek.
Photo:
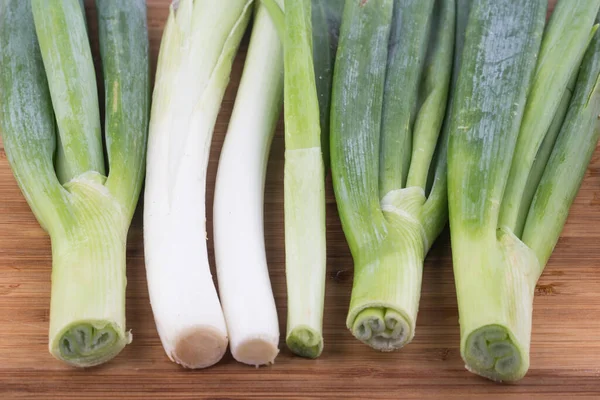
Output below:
[213,0,283,366]
[261,0,344,358]
[0,0,149,367]
[281,0,328,359]
[448,0,600,382]
[284,0,344,359]
[330,0,454,350]
[143,0,252,369]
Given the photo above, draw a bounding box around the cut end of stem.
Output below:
[231,337,279,367]
[350,307,413,351]
[286,326,323,359]
[52,321,130,368]
[463,325,527,382]
[171,326,228,369]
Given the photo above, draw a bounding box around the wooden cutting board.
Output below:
[1,0,598,399]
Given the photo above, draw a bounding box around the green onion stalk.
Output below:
[330,0,454,351]
[0,0,149,367]
[448,0,600,382]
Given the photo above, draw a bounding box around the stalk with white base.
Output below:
[144,0,252,369]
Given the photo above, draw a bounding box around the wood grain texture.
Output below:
[1,0,599,398]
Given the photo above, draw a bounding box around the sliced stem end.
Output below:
[232,337,279,367]
[463,324,528,382]
[52,321,130,368]
[350,307,413,352]
[286,326,323,359]
[170,325,228,369]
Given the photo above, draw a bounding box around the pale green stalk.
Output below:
[0,0,149,367]
[282,0,327,358]
[448,0,546,381]
[261,0,344,358]
[447,0,600,382]
[331,0,454,351]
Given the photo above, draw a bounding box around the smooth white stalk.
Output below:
[144,0,252,369]
[213,1,284,366]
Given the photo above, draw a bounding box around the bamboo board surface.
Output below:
[1,0,599,399]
